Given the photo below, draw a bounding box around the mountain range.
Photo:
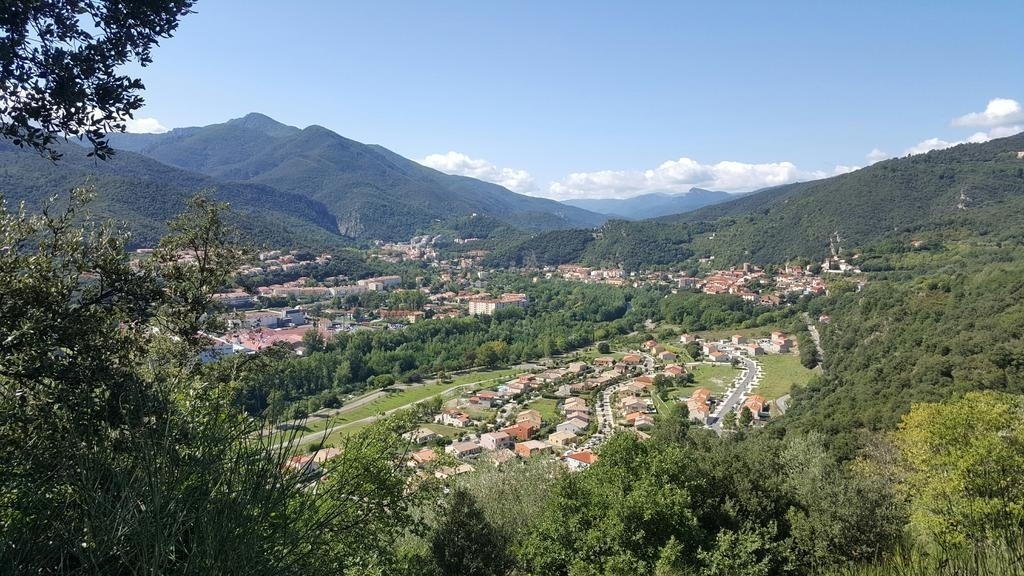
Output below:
[563,188,741,220]
[5,112,1022,265]
[485,132,1024,270]
[667,133,1024,263]
[1,114,609,247]
[104,113,605,241]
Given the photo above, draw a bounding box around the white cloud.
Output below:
[124,116,169,134]
[952,98,1024,127]
[545,158,854,200]
[903,125,1022,156]
[866,148,889,164]
[418,151,536,194]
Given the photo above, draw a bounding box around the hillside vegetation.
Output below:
[0,141,345,248]
[486,134,1024,271]
[110,113,606,240]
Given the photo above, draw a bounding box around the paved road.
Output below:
[802,312,825,363]
[277,381,479,449]
[261,389,389,438]
[710,355,759,432]
[265,362,521,438]
[775,394,791,414]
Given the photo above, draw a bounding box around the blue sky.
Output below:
[127,1,1024,200]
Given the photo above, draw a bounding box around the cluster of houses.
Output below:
[401,359,634,475]
[617,389,656,430]
[467,293,529,316]
[683,385,769,426]
[680,330,795,363]
[282,326,794,485]
[373,235,443,263]
[407,394,600,478]
[695,263,831,305]
[553,265,628,286]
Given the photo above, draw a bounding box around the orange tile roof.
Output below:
[567,451,598,465]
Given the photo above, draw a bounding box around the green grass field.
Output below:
[422,423,466,437]
[751,353,816,400]
[279,367,524,446]
[689,364,741,393]
[447,367,521,387]
[661,364,741,404]
[652,391,674,414]
[525,398,561,424]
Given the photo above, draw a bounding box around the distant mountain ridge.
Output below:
[108,113,606,240]
[663,133,1024,263]
[0,140,343,248]
[481,132,1024,270]
[563,188,742,219]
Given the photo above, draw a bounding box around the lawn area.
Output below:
[689,364,741,394]
[344,368,523,423]
[422,423,466,437]
[557,346,604,363]
[660,364,740,404]
[751,353,816,400]
[525,398,561,424]
[319,420,373,448]
[652,391,675,414]
[447,367,522,387]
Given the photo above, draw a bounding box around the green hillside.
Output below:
[671,133,1024,263]
[112,114,606,240]
[0,142,345,248]
[485,134,1024,271]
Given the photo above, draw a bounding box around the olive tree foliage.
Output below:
[0,191,419,574]
[0,0,195,159]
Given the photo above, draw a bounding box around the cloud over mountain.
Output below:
[124,117,169,134]
[952,98,1024,128]
[546,158,854,200]
[421,151,855,201]
[418,151,536,194]
[905,98,1023,156]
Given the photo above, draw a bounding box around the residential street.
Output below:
[710,355,760,432]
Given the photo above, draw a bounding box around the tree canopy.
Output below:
[0,0,196,158]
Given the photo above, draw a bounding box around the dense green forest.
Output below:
[780,235,1024,457]
[0,141,351,249]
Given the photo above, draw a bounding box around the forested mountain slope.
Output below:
[0,141,343,248]
[485,134,1024,270]
[110,114,606,240]
[671,133,1024,263]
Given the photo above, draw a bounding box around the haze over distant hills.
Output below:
[563,188,741,220]
[105,113,606,240]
